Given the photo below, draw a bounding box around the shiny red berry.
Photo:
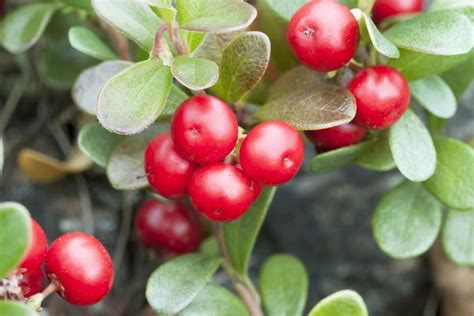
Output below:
[19,219,47,272]
[287,1,359,72]
[135,200,204,254]
[372,0,424,24]
[348,65,410,129]
[188,164,253,222]
[171,96,238,164]
[235,163,263,201]
[20,267,45,298]
[240,121,304,186]
[45,232,114,306]
[305,123,368,152]
[145,133,196,199]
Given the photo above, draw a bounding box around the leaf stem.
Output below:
[152,24,169,58]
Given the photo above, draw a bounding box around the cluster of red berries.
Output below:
[1,219,113,306]
[145,95,304,223]
[288,0,417,152]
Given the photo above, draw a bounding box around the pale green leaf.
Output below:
[172,56,219,90]
[0,301,35,316]
[311,141,374,173]
[309,290,368,316]
[78,123,123,167]
[68,26,117,61]
[442,209,474,266]
[409,76,457,118]
[361,13,400,58]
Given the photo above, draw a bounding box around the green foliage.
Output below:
[259,254,308,316]
[442,209,474,266]
[194,32,243,65]
[171,56,219,90]
[311,141,374,173]
[78,123,123,168]
[309,290,368,316]
[0,301,35,316]
[409,76,457,118]
[61,0,93,11]
[441,53,474,100]
[354,133,395,171]
[360,12,400,58]
[68,26,117,61]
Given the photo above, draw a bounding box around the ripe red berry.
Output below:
[348,65,410,129]
[372,0,424,24]
[145,133,196,199]
[19,219,47,272]
[235,163,263,201]
[240,121,304,186]
[45,232,114,306]
[305,123,368,152]
[135,200,204,254]
[188,164,254,222]
[20,267,45,298]
[287,1,359,72]
[171,96,238,164]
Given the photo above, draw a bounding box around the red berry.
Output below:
[235,163,263,201]
[171,96,238,164]
[287,1,359,72]
[19,219,47,272]
[348,65,410,129]
[145,133,197,199]
[372,0,424,24]
[45,232,114,306]
[135,200,204,254]
[20,267,45,298]
[240,121,304,186]
[305,123,368,152]
[188,164,253,222]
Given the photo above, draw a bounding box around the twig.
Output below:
[0,76,25,133]
[99,21,130,60]
[113,191,134,270]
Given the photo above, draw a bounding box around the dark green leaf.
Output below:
[354,133,396,171]
[388,109,437,182]
[442,209,474,266]
[78,123,123,167]
[199,237,219,257]
[172,56,219,90]
[311,142,374,173]
[441,51,474,100]
[372,181,442,259]
[309,290,368,316]
[259,254,308,316]
[68,26,117,61]
[223,187,277,275]
[0,301,35,316]
[61,0,93,11]
[361,13,400,58]
[423,137,474,210]
[146,253,222,315]
[409,76,457,118]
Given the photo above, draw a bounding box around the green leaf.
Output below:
[180,31,207,54]
[0,202,31,277]
[442,209,474,266]
[138,0,177,23]
[72,60,132,115]
[354,133,396,171]
[68,26,117,61]
[211,32,271,103]
[171,56,219,90]
[430,0,474,11]
[0,301,35,316]
[61,0,93,11]
[259,254,308,316]
[160,85,190,119]
[423,137,474,210]
[311,141,374,173]
[372,181,442,259]
[388,109,437,182]
[223,187,277,275]
[178,284,249,316]
[441,52,474,100]
[106,124,168,190]
[97,59,172,135]
[361,13,400,58]
[358,0,375,14]
[78,123,123,168]
[199,237,219,257]
[255,66,356,130]
[1,3,62,54]
[92,0,162,50]
[388,49,472,81]
[193,31,243,65]
[309,290,368,316]
[146,253,222,315]
[409,76,457,118]
[384,11,472,55]
[176,0,257,33]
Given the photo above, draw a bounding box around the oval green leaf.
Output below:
[442,209,474,266]
[68,26,117,61]
[172,56,219,90]
[0,202,31,277]
[0,301,36,316]
[311,141,374,173]
[259,254,308,316]
[441,54,474,101]
[409,75,457,118]
[97,59,172,135]
[146,253,222,315]
[78,123,123,167]
[309,290,368,316]
[389,109,437,182]
[423,137,474,210]
[372,181,442,259]
[361,13,400,58]
[354,133,396,171]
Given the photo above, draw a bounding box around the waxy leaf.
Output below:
[72,60,132,115]
[424,137,474,210]
[171,56,219,90]
[259,254,308,316]
[78,123,123,167]
[97,59,172,135]
[311,141,374,173]
[372,181,442,259]
[176,0,257,33]
[0,301,35,316]
[256,66,356,130]
[360,13,400,58]
[442,209,474,266]
[309,290,368,316]
[92,0,162,50]
[354,133,396,171]
[409,76,457,118]
[178,284,249,316]
[0,202,31,278]
[1,3,62,54]
[389,109,437,182]
[146,253,222,315]
[212,32,271,103]
[68,26,117,61]
[384,11,472,55]
[224,187,277,275]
